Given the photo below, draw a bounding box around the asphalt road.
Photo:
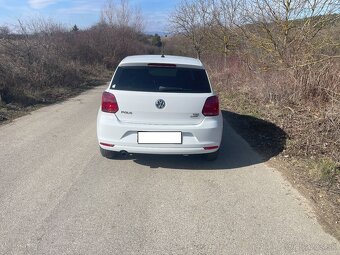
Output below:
[0,85,339,255]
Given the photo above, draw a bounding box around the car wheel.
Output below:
[202,149,219,161]
[100,147,117,159]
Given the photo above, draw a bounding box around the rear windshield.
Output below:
[110,66,211,93]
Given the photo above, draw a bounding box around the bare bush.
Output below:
[170,0,340,100]
[169,0,340,167]
[0,26,10,37]
[0,13,155,106]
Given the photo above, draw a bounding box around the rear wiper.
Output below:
[158,86,192,92]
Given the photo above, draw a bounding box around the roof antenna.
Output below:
[161,34,167,58]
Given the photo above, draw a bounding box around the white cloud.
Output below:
[28,0,60,9]
[57,4,100,15]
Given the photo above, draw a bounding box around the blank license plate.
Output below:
[138,132,182,144]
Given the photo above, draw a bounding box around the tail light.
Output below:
[102,92,119,113]
[100,142,115,147]
[202,96,219,116]
[204,146,219,150]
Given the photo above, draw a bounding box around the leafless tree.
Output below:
[100,0,145,32]
[170,0,339,66]
[237,0,340,68]
[0,26,10,37]
[169,0,215,59]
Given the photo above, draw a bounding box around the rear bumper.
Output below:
[100,145,216,155]
[97,110,223,155]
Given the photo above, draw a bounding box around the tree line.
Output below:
[0,0,162,106]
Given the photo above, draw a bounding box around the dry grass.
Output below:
[207,55,340,168]
[205,55,340,237]
[207,59,339,238]
[0,19,158,113]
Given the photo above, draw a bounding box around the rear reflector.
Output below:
[148,63,176,68]
[100,142,115,147]
[202,96,219,116]
[102,92,119,113]
[204,146,219,150]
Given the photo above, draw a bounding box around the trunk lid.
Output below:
[108,64,213,125]
[111,90,210,125]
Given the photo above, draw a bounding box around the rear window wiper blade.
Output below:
[158,86,192,92]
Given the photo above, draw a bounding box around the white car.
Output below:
[97,55,223,160]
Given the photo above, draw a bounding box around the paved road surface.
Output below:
[0,86,339,255]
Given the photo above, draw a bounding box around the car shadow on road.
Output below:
[116,110,287,170]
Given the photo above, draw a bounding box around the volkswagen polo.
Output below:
[97,55,223,160]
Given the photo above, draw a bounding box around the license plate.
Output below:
[137,132,182,144]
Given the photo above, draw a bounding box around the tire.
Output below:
[100,147,117,159]
[202,149,219,161]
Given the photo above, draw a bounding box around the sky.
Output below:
[0,0,181,33]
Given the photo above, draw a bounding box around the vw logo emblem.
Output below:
[155,99,166,109]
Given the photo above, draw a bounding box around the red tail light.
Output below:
[100,142,115,147]
[202,96,219,116]
[102,92,119,113]
[204,146,219,150]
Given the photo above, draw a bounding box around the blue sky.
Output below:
[0,0,181,32]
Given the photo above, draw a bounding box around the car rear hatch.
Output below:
[109,64,213,125]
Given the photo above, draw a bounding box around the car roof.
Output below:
[119,55,204,69]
